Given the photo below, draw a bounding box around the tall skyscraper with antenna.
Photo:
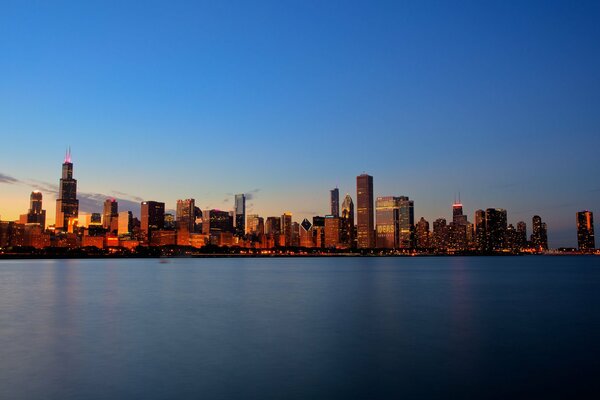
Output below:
[55,148,79,231]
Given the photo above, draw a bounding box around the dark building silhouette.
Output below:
[516,221,527,249]
[531,215,548,250]
[141,201,165,241]
[235,194,246,237]
[330,188,340,217]
[103,198,118,230]
[577,211,595,251]
[432,218,448,251]
[340,194,354,248]
[415,217,430,249]
[26,191,46,229]
[55,148,79,231]
[281,212,293,246]
[356,174,375,248]
[485,208,507,252]
[474,210,487,251]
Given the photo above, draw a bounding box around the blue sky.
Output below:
[1,0,599,247]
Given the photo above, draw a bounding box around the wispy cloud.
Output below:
[111,190,144,202]
[0,173,20,184]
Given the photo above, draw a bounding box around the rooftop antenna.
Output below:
[64,146,72,163]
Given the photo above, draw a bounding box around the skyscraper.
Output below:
[577,211,595,251]
[375,196,399,249]
[515,221,527,249]
[281,212,293,246]
[26,191,46,230]
[356,174,374,248]
[531,215,548,250]
[299,218,313,248]
[340,194,355,248]
[324,215,341,248]
[397,196,414,249]
[432,218,448,251]
[330,188,340,217]
[176,199,196,233]
[55,148,79,231]
[234,194,246,237]
[415,217,430,249]
[474,210,487,251]
[103,198,118,230]
[118,211,133,236]
[141,201,165,241]
[485,208,507,252]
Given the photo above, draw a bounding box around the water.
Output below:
[0,256,599,399]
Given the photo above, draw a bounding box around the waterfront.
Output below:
[1,256,599,399]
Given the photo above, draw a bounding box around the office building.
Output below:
[141,201,165,241]
[577,211,595,250]
[235,194,246,237]
[330,188,340,217]
[55,148,79,231]
[26,191,46,229]
[176,198,196,233]
[340,194,354,248]
[485,208,507,252]
[356,174,375,248]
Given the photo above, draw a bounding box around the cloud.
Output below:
[111,190,144,202]
[0,173,20,184]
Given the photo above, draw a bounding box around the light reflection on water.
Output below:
[0,256,599,399]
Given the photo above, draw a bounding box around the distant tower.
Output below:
[27,191,46,230]
[176,199,196,233]
[55,148,79,231]
[485,208,507,252]
[577,211,595,251]
[235,194,246,237]
[103,198,118,230]
[356,174,375,248]
[531,215,548,250]
[330,188,340,217]
[141,201,165,242]
[340,194,355,247]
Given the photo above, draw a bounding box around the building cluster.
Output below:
[0,153,596,254]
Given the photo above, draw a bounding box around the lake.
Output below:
[1,256,599,399]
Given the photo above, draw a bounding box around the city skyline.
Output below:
[1,2,600,247]
[0,151,596,250]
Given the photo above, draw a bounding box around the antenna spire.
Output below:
[64,146,72,163]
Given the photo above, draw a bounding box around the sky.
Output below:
[1,0,599,247]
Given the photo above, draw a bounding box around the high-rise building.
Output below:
[164,213,176,230]
[474,210,487,251]
[281,212,293,246]
[235,194,246,237]
[330,188,340,217]
[398,196,414,249]
[577,211,595,251]
[485,208,507,252]
[265,217,281,236]
[356,174,374,248]
[299,218,313,248]
[340,194,354,248]
[103,198,118,230]
[26,191,46,229]
[176,199,196,233]
[531,215,548,250]
[324,215,341,248]
[376,196,398,249]
[312,216,325,248]
[202,210,233,234]
[246,214,264,237]
[55,148,79,231]
[118,211,133,236]
[415,217,430,249]
[516,221,527,249]
[141,201,165,241]
[432,218,448,251]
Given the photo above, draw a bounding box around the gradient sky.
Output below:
[1,1,599,247]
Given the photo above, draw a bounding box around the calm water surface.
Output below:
[1,256,599,399]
